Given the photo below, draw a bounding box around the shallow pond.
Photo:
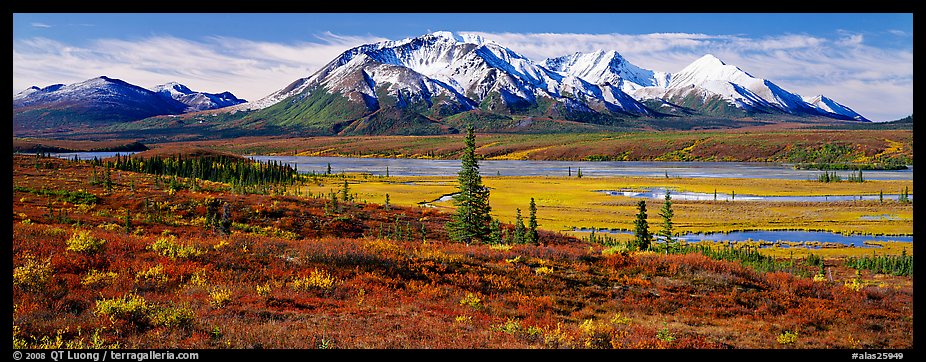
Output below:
[572,228,912,247]
[246,156,913,181]
[41,153,913,181]
[601,187,913,202]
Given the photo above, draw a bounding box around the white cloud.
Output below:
[835,33,865,47]
[12,30,912,121]
[31,22,51,28]
[13,33,386,103]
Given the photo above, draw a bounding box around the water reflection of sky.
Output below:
[571,228,912,247]
[601,188,913,202]
[42,153,913,181]
[248,156,913,181]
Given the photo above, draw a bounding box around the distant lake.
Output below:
[248,156,914,181]
[41,153,913,181]
[601,187,913,202]
[571,228,913,248]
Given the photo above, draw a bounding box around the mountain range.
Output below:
[13,31,868,136]
[13,76,246,132]
[152,82,246,112]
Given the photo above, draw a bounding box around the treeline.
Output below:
[789,142,910,171]
[797,162,908,171]
[95,154,298,188]
[845,252,913,277]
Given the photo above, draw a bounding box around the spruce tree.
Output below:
[447,125,492,244]
[124,209,133,234]
[489,218,502,244]
[220,202,232,236]
[513,208,526,244]
[341,180,350,202]
[527,197,539,245]
[633,200,652,251]
[329,190,339,211]
[658,190,674,252]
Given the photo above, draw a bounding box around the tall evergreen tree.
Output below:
[220,202,232,236]
[489,218,503,244]
[658,190,674,252]
[447,125,492,244]
[513,208,526,244]
[341,180,350,202]
[633,200,652,251]
[527,197,539,245]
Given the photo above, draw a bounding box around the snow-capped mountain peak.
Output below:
[668,54,757,89]
[694,53,725,66]
[803,94,868,121]
[152,82,246,112]
[426,31,464,43]
[233,32,867,124]
[153,82,195,96]
[13,76,190,129]
[420,31,493,46]
[14,86,42,100]
[237,31,653,119]
[544,50,671,94]
[657,54,823,115]
[14,76,159,108]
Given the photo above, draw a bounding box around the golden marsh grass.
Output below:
[297,174,912,255]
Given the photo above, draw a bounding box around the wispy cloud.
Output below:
[12,31,911,121]
[461,31,912,121]
[31,22,51,28]
[13,33,386,103]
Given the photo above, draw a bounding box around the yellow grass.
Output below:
[296,175,913,255]
[488,146,554,160]
[753,241,912,258]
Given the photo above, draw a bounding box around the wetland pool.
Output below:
[43,153,913,181]
[571,228,912,248]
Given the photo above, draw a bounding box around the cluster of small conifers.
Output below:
[446,126,540,246]
[845,251,913,277]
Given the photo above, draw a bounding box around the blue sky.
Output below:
[13,13,913,121]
